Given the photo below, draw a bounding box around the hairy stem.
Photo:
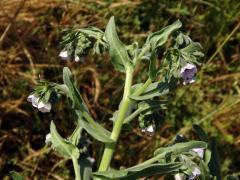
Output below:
[98,68,133,171]
[72,156,81,180]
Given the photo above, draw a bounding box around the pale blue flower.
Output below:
[180,63,197,85]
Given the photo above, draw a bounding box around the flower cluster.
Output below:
[27,94,51,113]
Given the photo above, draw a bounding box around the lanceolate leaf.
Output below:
[148,50,159,80]
[146,20,182,49]
[154,141,207,157]
[130,77,178,101]
[63,67,89,112]
[93,162,183,180]
[77,117,114,144]
[63,67,113,144]
[138,100,167,113]
[105,16,134,72]
[50,121,79,158]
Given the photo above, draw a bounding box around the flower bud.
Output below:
[45,133,51,144]
[180,63,197,85]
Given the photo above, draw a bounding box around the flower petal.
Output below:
[31,96,40,107]
[38,101,51,113]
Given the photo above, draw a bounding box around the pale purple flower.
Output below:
[59,50,69,60]
[141,125,155,136]
[192,148,205,159]
[45,133,51,144]
[189,166,201,179]
[27,94,40,108]
[180,63,197,85]
[37,101,51,113]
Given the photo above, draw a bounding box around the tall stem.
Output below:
[72,156,81,180]
[98,68,133,171]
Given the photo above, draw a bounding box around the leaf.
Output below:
[199,160,212,180]
[68,123,83,146]
[193,124,209,142]
[130,77,178,101]
[63,67,89,112]
[154,141,207,157]
[50,121,79,158]
[146,20,182,49]
[63,67,113,144]
[78,117,114,144]
[10,171,24,180]
[209,138,222,180]
[105,16,133,72]
[93,162,183,180]
[138,100,167,113]
[148,50,159,80]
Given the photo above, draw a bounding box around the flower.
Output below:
[189,166,201,179]
[27,94,40,107]
[27,94,51,113]
[141,125,155,136]
[59,50,69,60]
[180,63,197,85]
[37,101,51,113]
[45,133,51,144]
[192,148,205,159]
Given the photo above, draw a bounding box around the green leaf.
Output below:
[63,67,89,112]
[154,141,207,157]
[105,16,134,72]
[209,138,222,180]
[78,117,114,144]
[50,121,79,158]
[63,67,113,144]
[130,77,178,101]
[148,50,159,80]
[10,171,24,180]
[138,100,167,113]
[68,123,83,146]
[93,162,183,180]
[199,160,212,180]
[146,20,182,50]
[193,124,209,142]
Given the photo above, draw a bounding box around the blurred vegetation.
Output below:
[0,0,240,179]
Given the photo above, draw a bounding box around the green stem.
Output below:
[98,68,133,171]
[123,108,143,124]
[98,45,151,172]
[72,156,81,180]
